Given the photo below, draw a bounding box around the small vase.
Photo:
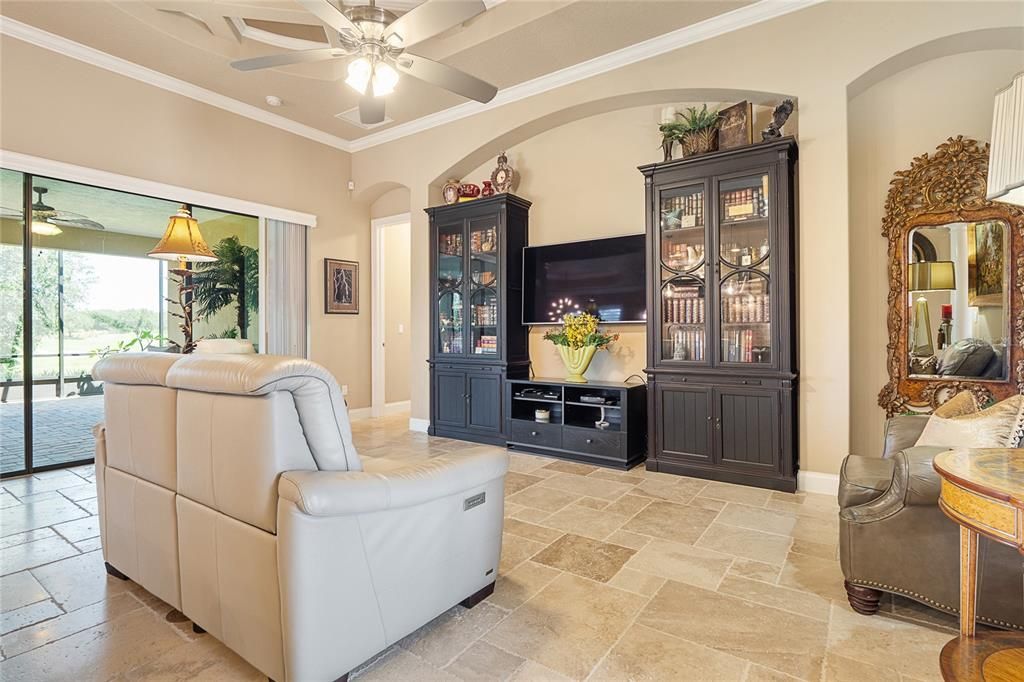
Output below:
[557,345,597,383]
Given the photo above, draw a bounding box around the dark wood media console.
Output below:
[505,378,647,470]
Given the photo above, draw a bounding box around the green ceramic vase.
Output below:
[557,345,597,383]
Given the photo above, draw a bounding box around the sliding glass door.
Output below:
[0,169,259,478]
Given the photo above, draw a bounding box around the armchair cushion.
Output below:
[279,450,508,516]
[839,455,894,508]
[915,394,1024,449]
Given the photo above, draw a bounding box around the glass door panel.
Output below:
[662,277,707,362]
[719,270,771,364]
[660,184,706,273]
[0,169,26,475]
[437,223,464,354]
[717,173,773,365]
[659,183,707,363]
[468,219,498,356]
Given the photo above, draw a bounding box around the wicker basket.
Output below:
[682,128,719,156]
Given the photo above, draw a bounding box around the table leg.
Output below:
[959,525,978,636]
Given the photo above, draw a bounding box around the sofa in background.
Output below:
[92,353,508,681]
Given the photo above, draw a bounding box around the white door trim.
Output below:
[371,213,411,418]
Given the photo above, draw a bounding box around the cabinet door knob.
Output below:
[586,438,593,444]
[531,431,538,436]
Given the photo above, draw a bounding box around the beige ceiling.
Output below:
[1,0,752,141]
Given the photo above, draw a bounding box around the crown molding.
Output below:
[347,0,825,152]
[0,0,823,156]
[0,15,354,152]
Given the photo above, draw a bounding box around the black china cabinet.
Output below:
[639,138,798,492]
[426,194,530,445]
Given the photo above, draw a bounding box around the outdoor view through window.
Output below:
[0,169,258,475]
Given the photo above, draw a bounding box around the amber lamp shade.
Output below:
[148,205,217,269]
[907,260,956,292]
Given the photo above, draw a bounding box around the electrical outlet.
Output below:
[341,385,349,396]
[398,323,405,334]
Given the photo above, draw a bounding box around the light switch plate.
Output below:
[342,385,349,396]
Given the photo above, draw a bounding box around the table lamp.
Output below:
[148,205,217,353]
[987,72,1024,206]
[907,260,955,357]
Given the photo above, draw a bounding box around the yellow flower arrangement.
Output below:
[543,312,618,350]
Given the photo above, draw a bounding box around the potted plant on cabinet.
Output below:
[678,105,721,156]
[543,312,618,383]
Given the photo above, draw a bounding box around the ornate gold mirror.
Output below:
[879,137,1024,416]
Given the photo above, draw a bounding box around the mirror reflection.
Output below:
[907,221,1009,380]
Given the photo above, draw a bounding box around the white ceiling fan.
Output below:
[230,0,497,125]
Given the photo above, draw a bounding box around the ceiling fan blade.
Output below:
[231,47,344,71]
[396,53,496,103]
[383,0,486,48]
[359,94,386,125]
[51,217,106,231]
[297,0,361,39]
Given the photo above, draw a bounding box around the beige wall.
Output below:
[847,48,1023,457]
[0,36,374,408]
[382,221,412,403]
[353,1,1023,477]
[370,187,410,220]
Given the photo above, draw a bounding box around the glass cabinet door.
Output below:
[717,173,772,364]
[437,222,464,354]
[659,183,707,362]
[468,217,499,356]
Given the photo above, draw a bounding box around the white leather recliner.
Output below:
[92,353,508,682]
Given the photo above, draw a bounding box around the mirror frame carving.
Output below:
[879,136,1024,417]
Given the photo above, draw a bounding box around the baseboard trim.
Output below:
[383,400,410,415]
[348,407,372,421]
[409,418,430,433]
[797,470,840,496]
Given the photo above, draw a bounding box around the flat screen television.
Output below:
[523,234,647,324]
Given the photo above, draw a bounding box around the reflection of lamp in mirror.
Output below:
[987,72,1024,206]
[907,260,955,356]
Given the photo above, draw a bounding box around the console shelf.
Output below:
[505,378,647,470]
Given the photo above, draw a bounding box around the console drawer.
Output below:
[563,426,622,460]
[509,420,561,449]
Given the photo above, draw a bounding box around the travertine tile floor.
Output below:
[0,413,960,681]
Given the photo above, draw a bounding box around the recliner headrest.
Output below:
[92,352,181,386]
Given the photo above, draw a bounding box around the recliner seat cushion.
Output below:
[839,455,895,509]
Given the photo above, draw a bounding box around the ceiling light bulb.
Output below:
[345,58,372,95]
[31,219,62,236]
[372,62,399,97]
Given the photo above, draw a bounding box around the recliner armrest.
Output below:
[279,450,508,516]
[840,445,948,523]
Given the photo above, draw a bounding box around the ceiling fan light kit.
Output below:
[231,0,497,125]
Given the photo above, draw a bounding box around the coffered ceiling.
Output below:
[1,0,761,146]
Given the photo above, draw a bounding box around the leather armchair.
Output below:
[92,353,508,681]
[839,415,1023,630]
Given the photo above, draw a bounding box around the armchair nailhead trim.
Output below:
[854,580,1023,630]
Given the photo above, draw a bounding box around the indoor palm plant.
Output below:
[190,236,258,339]
[543,312,618,383]
[677,104,721,156]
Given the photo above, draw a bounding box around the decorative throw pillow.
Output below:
[915,395,1024,448]
[932,391,979,418]
[938,339,995,377]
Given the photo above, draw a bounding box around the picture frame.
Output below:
[324,258,359,314]
[967,220,1005,307]
[717,101,752,150]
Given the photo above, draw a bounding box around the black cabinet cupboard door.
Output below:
[714,386,781,475]
[656,384,713,465]
[467,372,502,432]
[434,370,467,428]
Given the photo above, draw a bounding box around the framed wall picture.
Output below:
[718,101,752,150]
[967,220,1006,307]
[324,258,359,314]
